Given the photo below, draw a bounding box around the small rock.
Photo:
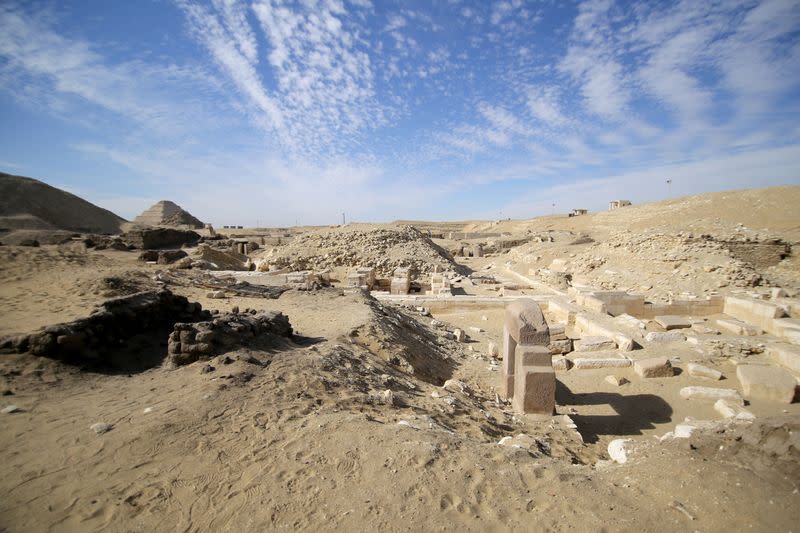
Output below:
[142,407,154,414]
[605,375,629,386]
[453,329,466,342]
[634,357,673,378]
[645,331,686,343]
[1,390,13,396]
[201,364,216,373]
[714,399,755,421]
[207,290,226,299]
[90,422,113,434]
[608,439,632,464]
[442,379,469,394]
[1,404,21,414]
[469,327,483,333]
[488,342,500,358]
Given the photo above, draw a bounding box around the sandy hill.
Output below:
[133,200,204,228]
[0,172,126,234]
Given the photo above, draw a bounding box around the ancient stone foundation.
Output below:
[0,290,210,363]
[501,299,554,415]
[167,310,293,366]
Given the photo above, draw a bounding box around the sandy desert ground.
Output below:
[1,185,799,532]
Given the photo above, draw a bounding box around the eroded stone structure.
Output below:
[390,267,411,295]
[501,299,554,415]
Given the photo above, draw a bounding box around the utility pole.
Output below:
[552,202,555,215]
[666,178,672,196]
[342,212,345,225]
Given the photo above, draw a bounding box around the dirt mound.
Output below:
[0,172,126,234]
[259,225,465,277]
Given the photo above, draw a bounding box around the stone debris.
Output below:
[548,339,573,355]
[654,315,692,330]
[687,363,723,380]
[615,314,646,330]
[573,336,616,352]
[736,365,796,404]
[206,290,226,299]
[1,405,21,414]
[645,331,686,343]
[679,386,743,404]
[605,375,629,386]
[167,310,292,366]
[607,438,633,464]
[453,329,466,342]
[90,422,113,434]
[442,379,470,394]
[714,399,755,421]
[552,355,572,371]
[488,342,499,358]
[633,357,673,378]
[572,357,631,370]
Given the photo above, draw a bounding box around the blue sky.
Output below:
[1,0,799,226]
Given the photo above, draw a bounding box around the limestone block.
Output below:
[771,318,800,341]
[573,357,631,370]
[723,295,786,332]
[615,314,646,330]
[714,399,755,421]
[654,315,692,330]
[633,357,673,378]
[716,318,761,336]
[552,355,572,371]
[390,277,411,295]
[766,343,800,374]
[548,339,573,354]
[680,386,743,404]
[505,299,550,345]
[771,288,788,299]
[574,336,616,352]
[516,345,551,366]
[645,331,686,343]
[736,365,796,404]
[549,323,567,341]
[511,366,555,415]
[687,363,723,380]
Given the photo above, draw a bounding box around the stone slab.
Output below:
[687,362,723,380]
[736,365,796,404]
[766,343,800,375]
[574,336,616,352]
[633,357,673,378]
[716,318,761,336]
[679,386,743,404]
[654,315,692,330]
[645,331,686,343]
[573,357,632,370]
[714,399,755,421]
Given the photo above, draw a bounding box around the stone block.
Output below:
[633,357,673,378]
[736,365,796,404]
[679,386,743,404]
[505,299,549,345]
[500,373,514,398]
[687,363,723,380]
[511,366,555,415]
[574,336,616,352]
[654,315,692,330]
[766,343,800,374]
[714,399,755,421]
[645,331,686,343]
[516,345,551,366]
[552,355,572,371]
[572,357,631,370]
[716,318,761,336]
[549,323,567,341]
[548,339,573,354]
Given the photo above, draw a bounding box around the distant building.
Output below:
[609,200,632,210]
[569,208,588,217]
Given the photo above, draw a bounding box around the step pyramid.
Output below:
[133,200,204,228]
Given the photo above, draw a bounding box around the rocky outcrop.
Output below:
[167,310,292,366]
[0,290,210,364]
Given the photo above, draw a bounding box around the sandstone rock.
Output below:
[634,357,673,378]
[736,365,796,403]
[645,331,686,343]
[574,336,616,352]
[687,362,723,380]
[679,386,743,404]
[608,438,632,464]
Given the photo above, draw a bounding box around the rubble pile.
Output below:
[259,225,463,277]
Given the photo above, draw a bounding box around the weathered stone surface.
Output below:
[634,357,673,378]
[548,339,573,354]
[679,386,743,404]
[605,375,629,386]
[714,399,755,421]
[0,290,209,365]
[574,336,616,352]
[716,318,761,336]
[654,315,692,330]
[516,345,551,366]
[552,355,572,371]
[572,357,631,370]
[453,329,466,342]
[766,343,800,374]
[122,228,200,250]
[687,362,723,380]
[505,299,550,345]
[167,310,292,366]
[512,366,555,415]
[736,365,796,404]
[645,331,686,343]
